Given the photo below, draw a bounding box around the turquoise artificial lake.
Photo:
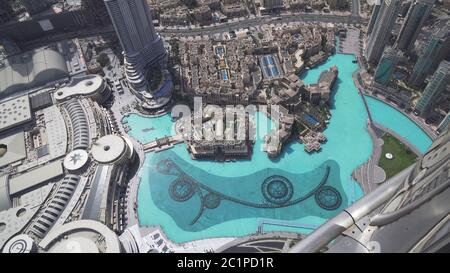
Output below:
[124,53,432,243]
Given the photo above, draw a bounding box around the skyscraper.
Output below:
[104,0,171,109]
[408,23,450,87]
[415,60,450,114]
[374,46,400,86]
[365,0,401,65]
[395,0,435,54]
[367,0,381,35]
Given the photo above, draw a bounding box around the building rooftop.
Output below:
[0,95,32,133]
[91,135,127,164]
[38,220,122,253]
[9,161,64,195]
[0,175,11,211]
[2,234,35,253]
[54,75,105,102]
[0,48,69,98]
[0,131,26,168]
[63,149,89,171]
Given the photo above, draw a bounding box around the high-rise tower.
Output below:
[104,0,171,110]
[408,23,450,87]
[395,0,435,54]
[374,46,401,86]
[365,0,401,65]
[367,0,381,35]
[415,60,450,115]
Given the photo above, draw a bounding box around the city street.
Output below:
[22,10,366,50]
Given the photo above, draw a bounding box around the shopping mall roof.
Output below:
[0,95,32,132]
[2,234,35,253]
[0,175,11,211]
[39,220,122,253]
[54,75,105,101]
[0,131,26,168]
[91,135,127,164]
[9,161,64,195]
[0,47,69,98]
[63,149,89,171]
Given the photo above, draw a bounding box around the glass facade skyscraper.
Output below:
[374,46,400,86]
[415,60,450,114]
[395,0,435,54]
[409,23,450,87]
[104,0,167,92]
[365,0,401,65]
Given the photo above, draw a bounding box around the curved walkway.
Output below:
[354,71,437,140]
[352,72,425,194]
[352,122,384,193]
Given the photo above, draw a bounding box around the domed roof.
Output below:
[0,48,69,97]
[63,149,89,171]
[91,135,127,164]
[2,234,35,253]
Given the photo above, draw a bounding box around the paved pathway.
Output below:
[352,73,424,194]
[354,71,438,140]
[352,123,384,193]
[21,11,366,50]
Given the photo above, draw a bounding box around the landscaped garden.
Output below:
[379,133,418,179]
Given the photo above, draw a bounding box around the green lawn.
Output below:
[378,133,418,179]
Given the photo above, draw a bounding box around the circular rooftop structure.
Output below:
[63,149,89,171]
[54,75,109,102]
[2,234,35,253]
[38,220,121,253]
[49,236,100,253]
[91,135,129,164]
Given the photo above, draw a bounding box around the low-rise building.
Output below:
[304,65,338,105]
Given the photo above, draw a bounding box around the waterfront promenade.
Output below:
[354,71,438,141]
[352,71,430,194]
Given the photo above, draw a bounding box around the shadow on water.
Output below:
[328,77,343,110]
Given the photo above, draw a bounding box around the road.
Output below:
[351,0,361,17]
[159,13,365,37]
[22,11,366,49]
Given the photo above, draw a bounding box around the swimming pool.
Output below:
[220,69,229,81]
[262,55,280,78]
[302,113,320,126]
